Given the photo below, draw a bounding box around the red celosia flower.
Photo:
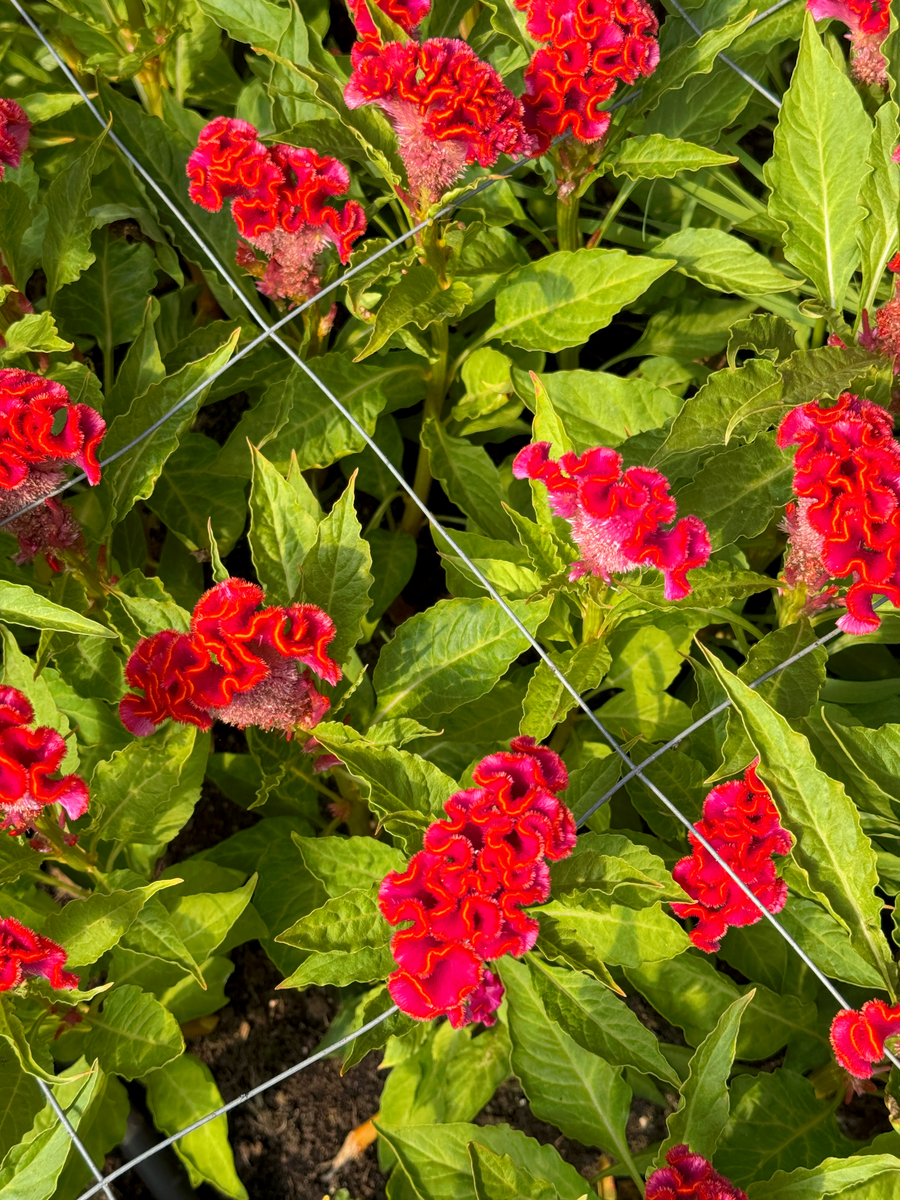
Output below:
[0,369,105,569]
[671,762,791,954]
[345,38,532,205]
[517,0,659,155]
[646,1145,748,1200]
[777,393,900,635]
[0,917,78,991]
[119,579,341,737]
[0,685,89,836]
[807,1,890,86]
[347,0,430,38]
[379,736,576,1027]
[513,442,711,600]
[830,998,900,1078]
[187,119,366,303]
[0,99,29,181]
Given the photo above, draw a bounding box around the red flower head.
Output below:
[379,736,575,1026]
[120,579,341,737]
[0,99,29,181]
[347,0,430,38]
[0,685,89,836]
[187,119,366,303]
[807,1,890,86]
[646,1145,748,1200]
[513,442,711,600]
[777,393,900,635]
[0,917,78,991]
[345,38,532,205]
[0,369,105,569]
[518,0,659,155]
[671,762,790,954]
[830,998,900,1078]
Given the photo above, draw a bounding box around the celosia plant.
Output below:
[0,98,28,180]
[646,1145,748,1200]
[0,368,104,569]
[830,998,900,1078]
[119,578,341,736]
[513,442,711,598]
[671,762,791,953]
[378,737,575,1026]
[807,0,890,85]
[347,0,430,38]
[0,917,78,991]
[777,392,900,634]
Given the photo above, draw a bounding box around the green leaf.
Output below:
[660,991,755,1163]
[639,11,756,112]
[468,1143,565,1200]
[524,368,680,453]
[778,342,879,404]
[858,101,900,313]
[716,1069,856,1188]
[149,433,248,557]
[0,1048,43,1157]
[764,12,871,308]
[778,895,884,990]
[0,311,72,364]
[421,418,516,542]
[357,266,472,359]
[120,896,206,989]
[195,0,291,50]
[293,833,405,896]
[41,127,107,303]
[706,651,892,985]
[0,999,62,1084]
[376,1122,590,1200]
[372,596,551,724]
[161,873,257,963]
[83,985,183,1080]
[276,887,394,988]
[300,474,373,665]
[538,891,691,970]
[651,227,796,295]
[526,956,679,1086]
[248,445,318,606]
[520,642,611,741]
[0,581,115,637]
[727,313,799,368]
[601,133,738,179]
[675,433,793,550]
[484,248,675,352]
[367,528,418,624]
[748,1154,900,1200]
[145,1053,248,1199]
[42,879,177,968]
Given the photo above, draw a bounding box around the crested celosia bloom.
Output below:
[671,762,791,954]
[830,998,900,1078]
[0,686,89,836]
[0,917,78,991]
[513,443,711,600]
[120,579,341,737]
[777,393,900,635]
[0,98,29,181]
[807,1,890,86]
[187,119,366,303]
[0,369,105,570]
[347,0,430,38]
[517,0,659,154]
[379,736,576,1027]
[345,38,532,205]
[646,1145,748,1200]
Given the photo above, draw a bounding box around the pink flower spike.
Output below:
[0,99,29,181]
[512,442,711,598]
[806,0,891,86]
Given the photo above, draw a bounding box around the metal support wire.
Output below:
[37,1078,117,1200]
[7,3,897,1195]
[666,0,785,108]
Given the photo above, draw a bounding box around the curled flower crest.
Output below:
[830,998,900,1079]
[807,1,890,86]
[0,369,105,570]
[646,1145,748,1200]
[0,917,78,992]
[187,119,366,303]
[671,762,791,953]
[777,392,900,634]
[0,99,29,181]
[120,579,341,737]
[379,736,576,1027]
[513,442,711,599]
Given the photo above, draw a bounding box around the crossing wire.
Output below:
[11,2,898,1195]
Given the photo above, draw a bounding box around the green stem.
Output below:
[587,178,639,249]
[401,318,450,535]
[556,193,582,372]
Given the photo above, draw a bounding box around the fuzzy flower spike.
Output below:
[513,442,711,599]
[0,99,29,181]
[0,917,78,991]
[646,1145,748,1200]
[0,369,105,569]
[379,736,576,1027]
[345,37,532,207]
[777,392,900,634]
[807,1,890,87]
[187,119,366,304]
[830,998,900,1078]
[120,579,341,737]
